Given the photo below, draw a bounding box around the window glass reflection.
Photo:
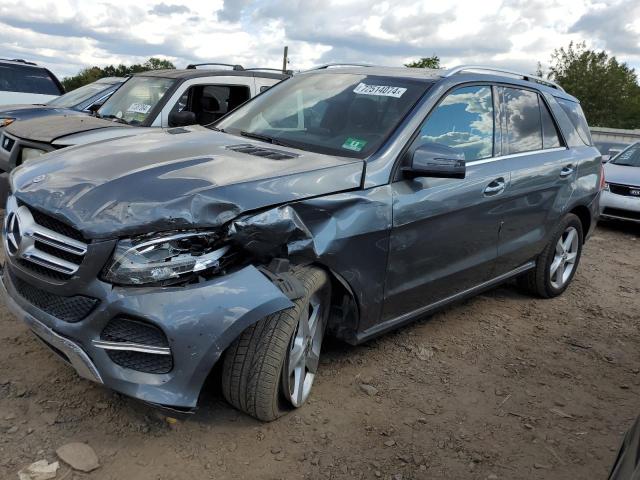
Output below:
[503,87,542,154]
[418,86,494,161]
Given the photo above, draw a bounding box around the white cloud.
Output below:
[0,0,638,80]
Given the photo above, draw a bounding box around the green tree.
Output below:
[539,42,640,128]
[62,57,175,91]
[405,56,442,69]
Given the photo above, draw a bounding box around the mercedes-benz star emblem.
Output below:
[5,212,22,255]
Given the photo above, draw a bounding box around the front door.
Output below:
[382,84,508,323]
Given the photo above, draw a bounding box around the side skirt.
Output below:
[355,261,536,343]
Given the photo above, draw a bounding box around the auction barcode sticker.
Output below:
[126,103,152,114]
[353,83,407,98]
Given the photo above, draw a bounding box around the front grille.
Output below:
[28,207,85,242]
[6,198,88,279]
[100,318,173,374]
[602,207,640,221]
[609,183,640,197]
[226,143,298,160]
[12,273,98,322]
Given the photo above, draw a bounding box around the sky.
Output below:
[1,0,639,79]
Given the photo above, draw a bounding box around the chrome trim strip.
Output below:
[359,261,536,341]
[92,340,172,356]
[22,250,77,274]
[466,147,567,166]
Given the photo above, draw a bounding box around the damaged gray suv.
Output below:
[1,65,602,421]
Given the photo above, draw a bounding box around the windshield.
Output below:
[47,81,116,108]
[611,143,640,167]
[97,76,175,125]
[215,73,430,158]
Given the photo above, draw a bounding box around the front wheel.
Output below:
[518,213,584,298]
[221,266,331,421]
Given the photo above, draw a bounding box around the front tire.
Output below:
[518,213,584,298]
[221,266,331,421]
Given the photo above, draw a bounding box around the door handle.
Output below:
[560,165,575,177]
[484,178,506,196]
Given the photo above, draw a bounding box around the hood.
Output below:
[0,105,81,123]
[11,126,364,239]
[5,114,130,144]
[604,162,640,187]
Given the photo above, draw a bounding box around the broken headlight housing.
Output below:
[102,231,231,286]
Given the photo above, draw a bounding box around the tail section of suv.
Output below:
[0,59,64,106]
[0,65,601,421]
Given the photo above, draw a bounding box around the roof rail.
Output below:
[244,67,293,75]
[444,65,565,91]
[308,63,375,71]
[0,58,37,66]
[186,63,244,71]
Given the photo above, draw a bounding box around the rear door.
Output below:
[382,84,510,322]
[493,86,572,274]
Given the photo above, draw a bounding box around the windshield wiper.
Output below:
[100,114,129,125]
[239,130,295,148]
[209,126,226,133]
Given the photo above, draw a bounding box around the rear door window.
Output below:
[0,64,62,95]
[557,98,592,146]
[501,87,542,154]
[540,98,562,149]
[416,85,494,161]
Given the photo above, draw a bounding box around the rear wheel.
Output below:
[221,266,330,421]
[518,213,583,298]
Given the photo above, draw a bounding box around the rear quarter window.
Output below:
[557,98,592,146]
[0,64,62,95]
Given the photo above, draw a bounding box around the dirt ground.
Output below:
[0,220,639,480]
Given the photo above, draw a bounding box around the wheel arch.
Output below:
[569,204,592,241]
[309,262,362,345]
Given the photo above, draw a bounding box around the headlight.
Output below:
[21,147,47,162]
[0,118,14,128]
[102,231,231,285]
[603,182,609,191]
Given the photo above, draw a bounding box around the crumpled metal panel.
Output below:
[227,186,394,339]
[11,128,365,239]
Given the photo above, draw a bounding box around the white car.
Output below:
[0,64,289,171]
[0,59,64,106]
[601,142,640,223]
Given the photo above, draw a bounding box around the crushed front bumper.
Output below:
[0,263,292,409]
[600,190,640,223]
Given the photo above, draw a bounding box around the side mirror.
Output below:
[601,155,611,163]
[168,110,197,127]
[403,143,466,179]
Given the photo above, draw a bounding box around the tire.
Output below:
[518,213,584,298]
[221,266,331,421]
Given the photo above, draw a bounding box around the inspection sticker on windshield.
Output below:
[342,137,367,152]
[126,103,152,114]
[353,82,407,98]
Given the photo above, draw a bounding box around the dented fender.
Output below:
[227,186,394,341]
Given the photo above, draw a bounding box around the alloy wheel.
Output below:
[550,226,579,289]
[286,292,325,408]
